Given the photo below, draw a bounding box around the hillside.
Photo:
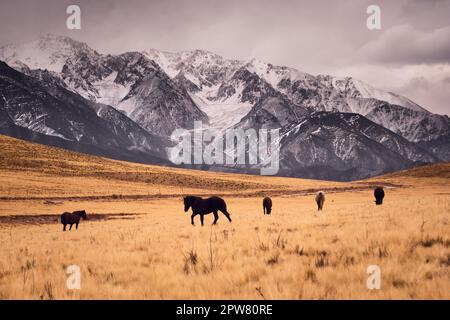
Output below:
[378,163,450,179]
[364,162,450,187]
[0,134,351,200]
[1,134,449,201]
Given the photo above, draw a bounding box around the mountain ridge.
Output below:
[0,60,170,165]
[0,34,449,181]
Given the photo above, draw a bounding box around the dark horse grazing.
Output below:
[263,197,272,215]
[315,191,325,211]
[183,196,232,226]
[374,187,385,205]
[61,210,87,231]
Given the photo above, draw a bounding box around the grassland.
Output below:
[0,135,449,299]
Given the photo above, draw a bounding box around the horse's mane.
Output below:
[184,195,202,202]
[184,196,202,204]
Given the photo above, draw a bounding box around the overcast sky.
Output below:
[0,0,449,115]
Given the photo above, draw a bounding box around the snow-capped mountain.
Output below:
[1,35,208,137]
[144,49,253,130]
[236,95,309,130]
[275,112,425,181]
[205,111,437,180]
[324,76,428,113]
[143,48,242,89]
[0,61,169,164]
[0,34,448,180]
[108,52,208,136]
[0,34,98,73]
[145,47,448,162]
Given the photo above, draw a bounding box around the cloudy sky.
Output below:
[0,0,449,115]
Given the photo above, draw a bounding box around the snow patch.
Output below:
[351,79,428,113]
[93,71,130,107]
[245,58,312,89]
[190,91,252,130]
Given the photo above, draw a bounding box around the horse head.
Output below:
[75,210,88,220]
[183,196,196,212]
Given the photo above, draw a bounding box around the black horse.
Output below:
[315,191,325,211]
[61,210,88,231]
[263,197,272,215]
[183,196,232,226]
[374,187,385,205]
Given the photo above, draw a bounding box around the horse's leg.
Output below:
[191,213,197,226]
[263,205,266,215]
[220,209,232,223]
[69,224,73,231]
[76,222,79,230]
[63,224,66,231]
[212,211,219,225]
[200,214,204,226]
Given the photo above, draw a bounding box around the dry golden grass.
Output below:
[0,135,449,299]
[0,135,346,200]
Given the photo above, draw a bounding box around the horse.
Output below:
[183,196,232,226]
[315,191,325,211]
[263,197,272,215]
[61,210,88,231]
[374,187,385,205]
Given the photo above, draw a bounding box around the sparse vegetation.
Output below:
[0,135,449,299]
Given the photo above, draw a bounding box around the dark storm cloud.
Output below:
[1,0,448,67]
[399,75,450,116]
[357,24,450,65]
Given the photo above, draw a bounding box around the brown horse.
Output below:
[183,196,232,226]
[61,210,87,231]
[263,197,272,215]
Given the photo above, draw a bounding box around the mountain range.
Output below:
[0,34,448,180]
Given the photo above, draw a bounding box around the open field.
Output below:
[0,135,449,299]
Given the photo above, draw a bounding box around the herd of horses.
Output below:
[60,187,386,231]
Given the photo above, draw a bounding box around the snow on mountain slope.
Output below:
[143,48,448,160]
[92,71,130,106]
[2,34,437,134]
[327,77,429,114]
[0,34,99,73]
[365,103,450,142]
[191,65,304,130]
[116,65,209,136]
[142,49,180,78]
[244,58,313,89]
[143,48,242,90]
[190,88,253,129]
[147,49,431,121]
[236,95,309,130]
[276,112,435,180]
[1,37,208,136]
[1,35,433,116]
[1,34,449,178]
[0,61,169,163]
[0,34,115,102]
